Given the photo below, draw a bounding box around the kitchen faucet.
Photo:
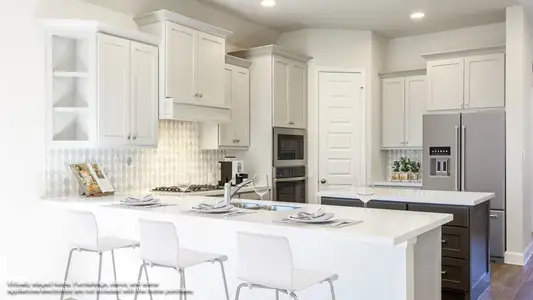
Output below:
[224,179,254,205]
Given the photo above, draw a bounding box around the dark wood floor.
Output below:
[479,258,533,300]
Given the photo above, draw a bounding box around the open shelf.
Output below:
[53,71,89,78]
[53,107,89,113]
[52,77,89,108]
[52,35,89,73]
[52,111,89,142]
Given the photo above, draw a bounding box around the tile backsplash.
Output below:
[385,149,423,181]
[45,120,225,197]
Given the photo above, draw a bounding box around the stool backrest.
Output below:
[237,232,293,289]
[68,210,99,250]
[139,219,179,267]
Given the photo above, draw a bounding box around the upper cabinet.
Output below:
[135,10,233,123]
[380,70,427,149]
[423,46,505,111]
[45,20,159,148]
[200,55,252,150]
[231,45,311,130]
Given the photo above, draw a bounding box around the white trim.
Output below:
[314,67,366,203]
[134,10,232,38]
[504,240,533,265]
[225,55,252,69]
[421,45,506,61]
[230,45,313,63]
[379,69,426,79]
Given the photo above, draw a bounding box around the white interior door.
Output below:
[318,71,364,190]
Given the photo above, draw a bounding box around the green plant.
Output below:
[392,160,400,172]
[409,161,420,173]
[400,157,410,173]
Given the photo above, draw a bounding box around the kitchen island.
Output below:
[319,188,494,300]
[48,194,456,300]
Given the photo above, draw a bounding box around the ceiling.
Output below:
[197,0,520,37]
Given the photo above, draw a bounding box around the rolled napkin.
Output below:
[295,208,327,220]
[124,194,155,203]
[194,200,228,210]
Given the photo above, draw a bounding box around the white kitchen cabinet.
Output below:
[464,53,505,109]
[423,46,505,111]
[381,72,426,149]
[98,34,159,147]
[199,56,251,150]
[135,10,233,123]
[273,56,307,129]
[45,21,159,148]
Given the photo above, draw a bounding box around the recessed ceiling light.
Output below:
[261,0,276,7]
[410,12,425,19]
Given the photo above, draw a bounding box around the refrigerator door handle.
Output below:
[455,125,459,191]
[461,125,466,191]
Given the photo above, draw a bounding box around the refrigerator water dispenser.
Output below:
[429,147,451,177]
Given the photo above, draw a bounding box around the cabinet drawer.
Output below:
[368,201,407,210]
[409,204,468,227]
[442,226,469,259]
[442,289,468,300]
[321,197,363,208]
[442,258,469,291]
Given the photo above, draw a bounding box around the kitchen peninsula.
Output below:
[46,191,486,300]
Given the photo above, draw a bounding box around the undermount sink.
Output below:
[233,202,301,211]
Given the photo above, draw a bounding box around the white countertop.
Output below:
[374,181,423,188]
[46,194,452,246]
[318,187,494,206]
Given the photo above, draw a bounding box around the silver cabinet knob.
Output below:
[194,93,199,97]
[320,179,327,184]
[405,141,408,145]
[133,136,137,140]
[288,121,295,125]
[127,135,131,140]
[198,93,203,98]
[460,102,463,107]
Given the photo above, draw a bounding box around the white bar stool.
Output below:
[60,210,139,300]
[234,232,338,300]
[134,219,230,300]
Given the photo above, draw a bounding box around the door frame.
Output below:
[311,67,366,203]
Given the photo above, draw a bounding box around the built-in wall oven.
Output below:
[273,166,306,203]
[273,127,306,167]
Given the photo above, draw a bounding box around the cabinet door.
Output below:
[464,53,505,109]
[130,41,158,147]
[288,62,307,129]
[273,56,290,127]
[165,22,197,103]
[405,75,426,148]
[218,66,235,147]
[233,66,250,147]
[381,78,405,148]
[97,34,131,147]
[197,31,225,106]
[427,58,464,111]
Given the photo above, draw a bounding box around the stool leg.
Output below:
[96,252,103,300]
[216,260,230,300]
[142,263,153,300]
[110,250,120,300]
[326,279,336,300]
[60,248,76,300]
[133,263,144,300]
[289,292,298,300]
[179,269,187,300]
[234,283,247,300]
[275,290,280,300]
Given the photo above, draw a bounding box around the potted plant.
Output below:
[391,160,400,181]
[409,161,421,181]
[399,157,410,181]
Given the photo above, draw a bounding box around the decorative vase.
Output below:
[399,172,409,181]
[391,172,400,181]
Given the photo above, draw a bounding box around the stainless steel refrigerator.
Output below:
[423,110,505,261]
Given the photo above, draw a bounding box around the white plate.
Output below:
[288,212,336,223]
[122,199,160,206]
[192,205,235,214]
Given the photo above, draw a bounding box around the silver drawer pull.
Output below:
[441,271,447,275]
[441,240,447,244]
[490,214,498,218]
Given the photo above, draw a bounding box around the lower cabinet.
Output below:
[321,196,490,300]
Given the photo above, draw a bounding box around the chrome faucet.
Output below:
[224,179,254,205]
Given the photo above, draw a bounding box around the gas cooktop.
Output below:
[151,185,223,193]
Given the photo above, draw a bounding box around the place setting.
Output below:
[188,200,257,218]
[108,194,178,209]
[273,207,362,228]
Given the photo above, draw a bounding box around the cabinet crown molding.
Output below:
[230,45,312,63]
[134,9,233,39]
[379,69,426,79]
[226,55,252,69]
[43,19,160,46]
[421,45,506,61]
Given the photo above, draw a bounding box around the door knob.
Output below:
[320,179,327,184]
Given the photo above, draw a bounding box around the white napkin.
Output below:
[194,201,228,210]
[124,194,155,203]
[294,208,327,220]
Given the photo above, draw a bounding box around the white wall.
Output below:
[83,0,281,49]
[277,29,376,203]
[505,5,533,265]
[385,23,506,71]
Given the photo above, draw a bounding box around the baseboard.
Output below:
[505,240,533,265]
